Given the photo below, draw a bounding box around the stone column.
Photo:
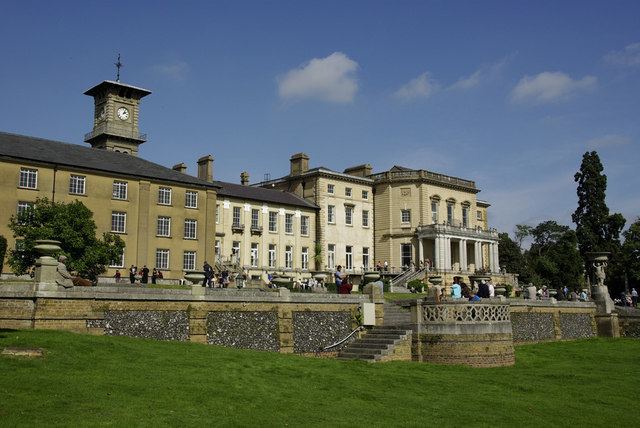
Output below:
[434,236,442,270]
[418,238,424,265]
[444,237,452,271]
[489,243,496,272]
[493,243,500,273]
[474,241,481,271]
[460,239,468,272]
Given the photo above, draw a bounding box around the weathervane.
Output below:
[114,54,123,82]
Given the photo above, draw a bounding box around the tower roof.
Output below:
[84,80,151,98]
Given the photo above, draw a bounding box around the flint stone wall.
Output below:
[509,301,596,342]
[559,313,595,339]
[86,310,189,341]
[511,312,555,342]
[292,311,352,353]
[617,308,640,338]
[207,311,279,351]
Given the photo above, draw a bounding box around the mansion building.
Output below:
[0,78,500,283]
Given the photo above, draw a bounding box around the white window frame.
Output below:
[19,168,37,189]
[362,210,369,227]
[268,244,277,268]
[233,206,242,227]
[109,250,125,268]
[327,183,335,194]
[327,205,335,224]
[216,204,220,224]
[285,245,293,269]
[285,213,294,234]
[69,174,86,195]
[462,206,469,228]
[300,215,309,236]
[477,210,483,221]
[156,249,170,270]
[401,209,411,223]
[158,187,172,205]
[185,190,198,208]
[183,251,196,271]
[113,181,128,200]
[345,187,352,197]
[345,245,353,270]
[447,203,454,225]
[431,200,439,223]
[327,244,335,270]
[17,201,33,223]
[345,206,353,226]
[111,211,126,233]
[184,219,197,239]
[363,247,370,270]
[268,211,278,232]
[250,243,259,267]
[157,216,171,237]
[362,190,369,200]
[301,247,309,270]
[251,209,260,229]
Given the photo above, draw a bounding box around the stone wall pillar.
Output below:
[277,288,293,353]
[417,238,424,264]
[459,239,467,272]
[444,237,451,270]
[474,241,482,271]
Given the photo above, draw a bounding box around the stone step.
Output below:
[347,343,393,350]
[357,338,397,345]
[337,353,378,360]
[367,328,412,335]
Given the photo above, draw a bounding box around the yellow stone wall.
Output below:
[0,160,217,279]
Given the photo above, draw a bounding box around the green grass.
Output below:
[1,330,639,427]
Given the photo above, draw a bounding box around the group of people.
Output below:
[617,288,638,307]
[334,266,353,294]
[116,265,164,285]
[203,261,243,288]
[449,276,493,301]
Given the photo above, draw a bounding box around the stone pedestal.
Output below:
[33,240,62,291]
[595,313,620,338]
[591,285,615,314]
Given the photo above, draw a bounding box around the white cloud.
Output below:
[394,72,437,101]
[586,134,632,149]
[511,71,597,104]
[450,55,511,90]
[277,52,358,103]
[152,60,190,81]
[604,42,640,66]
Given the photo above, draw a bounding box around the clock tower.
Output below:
[84,80,152,156]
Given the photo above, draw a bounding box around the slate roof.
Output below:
[0,131,219,189]
[214,180,317,209]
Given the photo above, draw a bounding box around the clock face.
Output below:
[117,107,130,120]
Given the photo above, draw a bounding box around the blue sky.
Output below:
[1,0,639,237]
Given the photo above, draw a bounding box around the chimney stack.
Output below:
[197,155,214,182]
[344,164,372,177]
[172,162,187,174]
[290,152,310,176]
[240,171,250,185]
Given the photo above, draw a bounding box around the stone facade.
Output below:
[207,311,279,351]
[292,311,352,353]
[510,301,596,342]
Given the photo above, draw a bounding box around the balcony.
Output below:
[250,225,263,235]
[84,122,147,142]
[231,224,245,233]
[369,169,476,191]
[416,222,498,240]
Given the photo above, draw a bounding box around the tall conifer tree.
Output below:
[572,151,625,286]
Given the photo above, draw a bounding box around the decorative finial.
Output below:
[114,54,123,82]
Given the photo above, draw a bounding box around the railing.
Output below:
[422,303,510,323]
[416,223,499,239]
[84,122,147,142]
[390,268,426,288]
[320,326,364,352]
[369,170,476,190]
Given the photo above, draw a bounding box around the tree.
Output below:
[0,235,7,275]
[622,218,640,289]
[498,232,527,280]
[572,151,626,286]
[8,198,125,280]
[514,224,532,251]
[525,221,583,291]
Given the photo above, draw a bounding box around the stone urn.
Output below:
[363,271,381,282]
[272,276,292,287]
[184,271,206,285]
[428,276,443,286]
[495,286,507,297]
[34,240,62,257]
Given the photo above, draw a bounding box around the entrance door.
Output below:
[401,244,412,269]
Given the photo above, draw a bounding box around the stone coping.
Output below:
[0,283,370,304]
[395,297,596,309]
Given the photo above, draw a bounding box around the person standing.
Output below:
[140,265,149,284]
[632,288,638,307]
[334,265,343,294]
[451,277,462,299]
[114,270,121,284]
[203,261,214,287]
[478,280,490,298]
[129,265,136,284]
[151,268,158,284]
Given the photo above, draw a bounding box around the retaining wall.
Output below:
[0,282,374,354]
[509,300,597,342]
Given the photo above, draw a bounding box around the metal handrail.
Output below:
[320,326,364,351]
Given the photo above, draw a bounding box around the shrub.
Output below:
[407,279,424,291]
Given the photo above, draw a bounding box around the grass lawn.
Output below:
[1,330,638,427]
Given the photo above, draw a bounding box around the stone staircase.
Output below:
[337,302,413,362]
[390,268,427,290]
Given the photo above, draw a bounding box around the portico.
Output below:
[416,224,500,273]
